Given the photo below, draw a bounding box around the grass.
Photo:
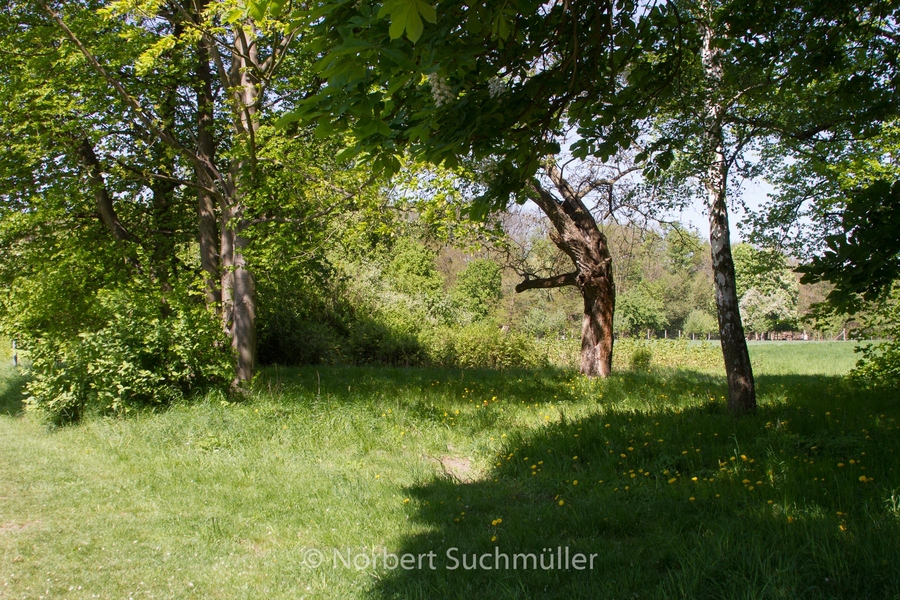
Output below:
[1,342,899,599]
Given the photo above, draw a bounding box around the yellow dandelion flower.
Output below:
[573,480,579,485]
[558,500,565,506]
[668,478,677,484]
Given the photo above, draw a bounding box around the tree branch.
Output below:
[515,272,578,293]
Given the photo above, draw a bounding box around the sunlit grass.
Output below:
[1,343,898,599]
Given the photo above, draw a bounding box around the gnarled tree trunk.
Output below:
[516,163,615,377]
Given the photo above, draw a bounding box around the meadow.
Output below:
[1,341,899,599]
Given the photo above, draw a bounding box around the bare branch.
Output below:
[515,272,578,293]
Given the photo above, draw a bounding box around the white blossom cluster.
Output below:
[487,77,506,98]
[428,73,455,107]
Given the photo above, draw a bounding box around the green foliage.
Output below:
[740,288,799,333]
[849,290,900,388]
[616,286,666,334]
[798,180,900,311]
[347,308,424,366]
[386,238,444,299]
[426,322,542,370]
[683,309,717,336]
[451,258,502,321]
[628,344,653,371]
[24,284,230,425]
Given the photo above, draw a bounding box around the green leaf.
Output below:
[415,0,437,24]
[224,7,245,24]
[405,9,424,43]
[249,0,269,21]
[388,5,408,40]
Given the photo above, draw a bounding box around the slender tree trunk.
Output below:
[150,34,180,292]
[77,139,133,243]
[701,11,756,413]
[195,30,221,310]
[221,25,261,387]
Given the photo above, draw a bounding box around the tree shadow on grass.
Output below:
[0,366,27,416]
[364,372,900,600]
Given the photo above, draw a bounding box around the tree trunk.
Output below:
[220,24,261,387]
[580,268,615,377]
[518,164,616,377]
[702,12,756,413]
[195,29,221,310]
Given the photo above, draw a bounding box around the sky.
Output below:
[670,178,777,243]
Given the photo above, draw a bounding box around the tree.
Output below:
[23,1,385,387]
[298,0,663,376]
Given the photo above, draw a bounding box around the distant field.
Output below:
[1,343,898,599]
[748,341,860,376]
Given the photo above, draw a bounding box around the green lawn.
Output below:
[1,342,899,599]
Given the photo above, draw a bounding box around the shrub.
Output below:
[451,259,502,321]
[423,323,544,369]
[628,344,653,371]
[849,291,900,388]
[24,284,231,425]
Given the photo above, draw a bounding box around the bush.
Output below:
[423,323,544,369]
[346,308,424,366]
[24,285,231,425]
[683,309,717,336]
[849,291,900,388]
[451,259,502,321]
[628,344,653,371]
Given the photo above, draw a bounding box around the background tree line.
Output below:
[1,0,898,423]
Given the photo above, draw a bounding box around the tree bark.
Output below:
[519,164,616,377]
[701,8,756,413]
[77,139,133,243]
[221,23,261,387]
[195,25,221,310]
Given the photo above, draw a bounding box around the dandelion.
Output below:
[491,536,497,542]
[668,478,677,484]
[689,497,695,502]
[403,498,410,504]
[573,480,579,485]
[558,500,565,506]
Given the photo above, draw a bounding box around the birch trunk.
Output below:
[701,9,756,413]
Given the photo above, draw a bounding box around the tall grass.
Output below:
[1,343,898,599]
